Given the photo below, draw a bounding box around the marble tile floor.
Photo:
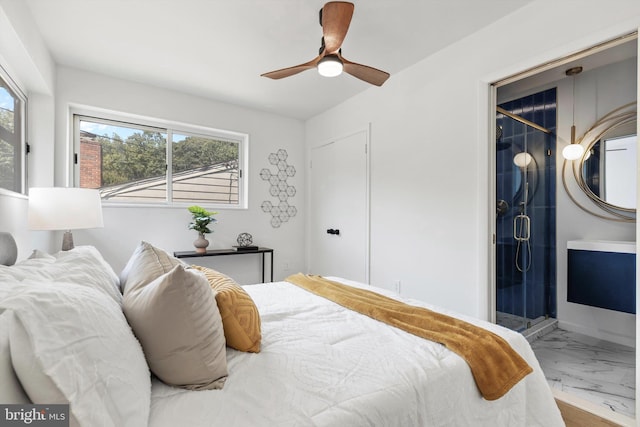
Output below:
[530,328,635,418]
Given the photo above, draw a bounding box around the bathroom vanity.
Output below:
[567,240,636,314]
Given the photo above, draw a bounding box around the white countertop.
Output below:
[567,240,636,254]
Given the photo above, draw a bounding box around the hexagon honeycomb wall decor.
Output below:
[260,149,296,228]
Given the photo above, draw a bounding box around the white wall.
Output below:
[0,0,56,256]
[0,0,305,283]
[0,0,306,282]
[54,67,306,282]
[0,0,54,95]
[306,1,640,321]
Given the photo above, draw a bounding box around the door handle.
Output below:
[326,229,340,235]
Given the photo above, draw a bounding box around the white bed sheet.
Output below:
[149,278,564,427]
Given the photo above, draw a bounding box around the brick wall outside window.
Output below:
[79,137,102,188]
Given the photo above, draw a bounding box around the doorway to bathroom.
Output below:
[495,89,557,332]
[490,32,638,421]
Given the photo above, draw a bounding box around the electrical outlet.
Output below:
[283,261,290,271]
[392,280,401,294]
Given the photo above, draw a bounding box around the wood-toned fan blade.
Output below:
[340,55,390,86]
[322,2,354,53]
[261,56,321,80]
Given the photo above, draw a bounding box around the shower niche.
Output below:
[495,88,557,332]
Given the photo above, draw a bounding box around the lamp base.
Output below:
[62,231,74,251]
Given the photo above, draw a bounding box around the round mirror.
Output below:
[562,102,636,222]
[581,118,637,210]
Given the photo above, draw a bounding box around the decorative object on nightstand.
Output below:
[234,233,258,252]
[28,187,104,251]
[187,206,217,254]
[237,232,253,247]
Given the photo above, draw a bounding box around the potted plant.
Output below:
[188,205,218,253]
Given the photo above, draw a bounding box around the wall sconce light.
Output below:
[562,66,585,160]
[562,143,584,160]
[28,187,104,251]
[317,55,343,77]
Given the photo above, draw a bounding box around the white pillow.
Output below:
[2,282,150,427]
[0,246,122,306]
[0,310,30,404]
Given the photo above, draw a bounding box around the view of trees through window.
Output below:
[77,117,241,204]
[0,79,24,194]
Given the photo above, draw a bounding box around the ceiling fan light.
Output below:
[318,56,343,77]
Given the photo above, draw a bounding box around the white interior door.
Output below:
[309,128,369,283]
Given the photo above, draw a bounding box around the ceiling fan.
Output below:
[261,1,390,86]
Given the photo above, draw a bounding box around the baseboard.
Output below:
[553,389,635,427]
[557,320,635,348]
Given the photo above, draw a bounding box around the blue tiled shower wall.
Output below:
[496,88,557,323]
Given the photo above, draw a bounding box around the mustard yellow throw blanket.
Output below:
[285,273,532,401]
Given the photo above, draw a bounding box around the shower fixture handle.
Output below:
[513,214,530,242]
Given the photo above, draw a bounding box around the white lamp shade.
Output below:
[513,152,533,168]
[317,56,343,77]
[562,144,585,160]
[28,187,104,231]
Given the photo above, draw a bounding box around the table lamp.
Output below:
[28,187,104,251]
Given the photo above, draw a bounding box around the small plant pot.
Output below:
[193,233,209,254]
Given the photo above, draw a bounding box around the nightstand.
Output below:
[174,247,274,282]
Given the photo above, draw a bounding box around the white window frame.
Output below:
[0,63,27,196]
[71,108,248,209]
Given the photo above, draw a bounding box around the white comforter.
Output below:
[149,277,564,427]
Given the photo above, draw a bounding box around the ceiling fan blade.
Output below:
[261,56,322,80]
[340,55,390,86]
[321,2,354,53]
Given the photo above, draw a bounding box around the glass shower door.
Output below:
[495,89,557,332]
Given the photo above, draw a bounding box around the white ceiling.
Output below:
[25,0,533,120]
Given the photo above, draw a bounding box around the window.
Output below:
[0,66,27,194]
[74,114,247,207]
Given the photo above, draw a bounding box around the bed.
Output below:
[0,239,565,426]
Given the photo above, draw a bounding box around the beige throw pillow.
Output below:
[192,265,261,353]
[123,263,228,390]
[119,241,182,293]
